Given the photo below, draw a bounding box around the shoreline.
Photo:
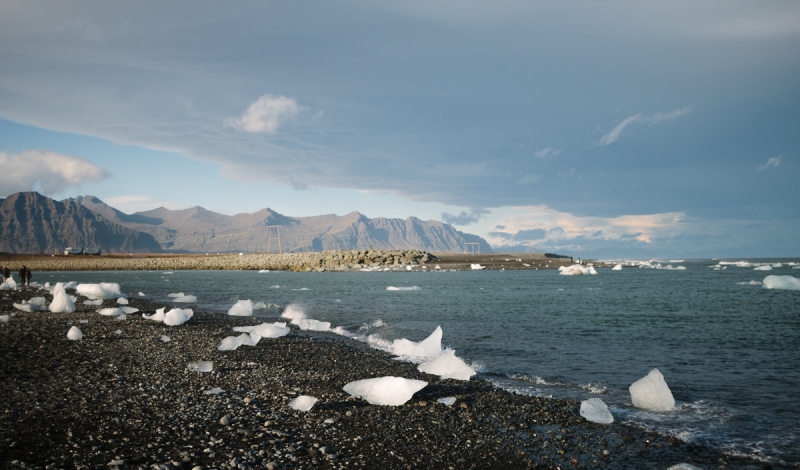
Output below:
[0,288,781,469]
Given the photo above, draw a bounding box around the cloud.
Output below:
[757,155,782,171]
[515,228,547,240]
[0,150,109,196]
[103,195,186,214]
[441,209,490,226]
[534,147,561,158]
[596,107,691,146]
[224,94,303,134]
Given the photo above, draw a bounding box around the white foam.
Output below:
[171,294,197,302]
[233,322,291,338]
[417,350,476,381]
[736,280,762,286]
[228,299,253,316]
[392,326,443,358]
[253,301,267,310]
[386,286,422,291]
[612,264,623,271]
[437,397,457,406]
[187,361,213,372]
[281,304,307,324]
[164,308,193,326]
[753,266,772,271]
[580,398,614,424]
[342,376,427,406]
[76,283,122,300]
[762,275,800,291]
[629,368,675,411]
[559,264,598,275]
[67,326,83,340]
[288,395,318,412]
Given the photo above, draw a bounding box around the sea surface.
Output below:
[35,259,800,465]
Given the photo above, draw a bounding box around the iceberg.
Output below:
[187,361,213,373]
[297,319,331,331]
[629,368,675,411]
[753,265,772,271]
[228,299,253,316]
[417,350,476,381]
[233,322,290,338]
[164,308,193,326]
[762,275,800,291]
[392,326,443,358]
[288,395,318,412]
[49,283,76,313]
[559,264,598,275]
[342,376,428,406]
[611,264,623,271]
[580,398,614,424]
[218,332,261,351]
[67,326,83,340]
[76,283,122,299]
[470,264,486,270]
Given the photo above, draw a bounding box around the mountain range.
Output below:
[0,192,491,254]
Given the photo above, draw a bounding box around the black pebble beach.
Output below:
[0,288,782,470]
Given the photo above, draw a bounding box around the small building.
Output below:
[64,247,84,255]
[85,248,101,255]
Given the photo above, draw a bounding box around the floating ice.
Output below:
[233,322,290,338]
[612,264,623,271]
[171,294,197,302]
[187,361,213,372]
[161,335,171,342]
[0,315,9,323]
[629,368,675,411]
[794,266,800,269]
[205,387,224,395]
[406,265,413,271]
[470,264,486,270]
[49,283,76,313]
[580,398,614,424]
[76,283,122,300]
[83,299,103,306]
[167,292,184,297]
[772,263,783,268]
[736,280,762,286]
[142,307,167,322]
[392,326,443,358]
[296,319,331,331]
[386,286,422,291]
[281,304,307,324]
[138,292,146,296]
[117,297,129,305]
[437,397,457,406]
[342,376,428,406]
[67,326,83,340]
[164,308,193,326]
[417,350,476,381]
[288,395,318,412]
[754,265,772,271]
[559,265,598,275]
[762,275,800,291]
[218,332,261,351]
[228,299,253,316]
[258,269,270,273]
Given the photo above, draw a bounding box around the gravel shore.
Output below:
[1,288,778,470]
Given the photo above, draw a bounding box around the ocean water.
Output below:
[36,259,800,465]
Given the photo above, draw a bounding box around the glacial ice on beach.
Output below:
[1,278,17,290]
[417,350,476,381]
[386,286,422,291]
[297,319,331,331]
[288,395,318,412]
[164,308,193,326]
[754,266,772,271]
[392,326,443,358]
[762,275,800,291]
[438,397,457,406]
[233,322,290,338]
[67,326,83,340]
[187,361,213,372]
[0,315,9,323]
[14,297,46,312]
[77,283,122,300]
[117,297,129,305]
[161,335,171,342]
[143,307,167,322]
[83,299,103,306]
[49,283,76,313]
[629,368,675,411]
[205,387,224,395]
[559,265,598,275]
[218,332,261,351]
[612,264,623,270]
[470,264,486,270]
[580,398,614,424]
[342,376,428,406]
[98,307,126,316]
[228,299,253,316]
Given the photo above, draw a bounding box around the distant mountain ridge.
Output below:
[74,195,492,253]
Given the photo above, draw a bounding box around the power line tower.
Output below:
[265,226,282,254]
[464,242,480,255]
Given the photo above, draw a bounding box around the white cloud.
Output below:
[757,155,782,171]
[0,150,109,196]
[597,107,691,146]
[597,114,642,146]
[224,93,303,134]
[102,195,187,214]
[534,147,561,158]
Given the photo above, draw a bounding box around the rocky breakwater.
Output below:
[14,249,434,272]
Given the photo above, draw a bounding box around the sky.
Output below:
[1,1,798,258]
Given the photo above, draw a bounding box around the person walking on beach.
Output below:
[22,266,31,287]
[2,265,10,283]
[19,266,28,288]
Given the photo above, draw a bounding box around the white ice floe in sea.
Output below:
[762,275,800,291]
[629,368,675,411]
[438,397,457,406]
[559,264,597,275]
[138,292,146,296]
[297,319,331,331]
[392,326,443,358]
[288,395,318,412]
[49,283,76,313]
[612,264,623,271]
[417,349,476,381]
[67,326,83,340]
[164,308,193,326]
[753,265,772,271]
[580,398,614,424]
[77,283,122,300]
[342,376,428,406]
[470,264,486,270]
[218,332,261,351]
[386,286,422,291]
[187,361,213,372]
[233,322,290,338]
[228,299,254,316]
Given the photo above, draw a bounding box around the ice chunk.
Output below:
[392,326,443,358]
[297,319,331,331]
[171,294,197,302]
[3,278,18,289]
[142,307,167,322]
[138,292,146,296]
[288,395,318,412]
[98,307,125,316]
[0,315,9,323]
[161,335,171,342]
[386,286,422,291]
[233,322,290,338]
[629,368,675,411]
[228,299,253,316]
[437,397,457,406]
[167,292,184,297]
[49,283,76,313]
[15,297,47,312]
[164,308,193,326]
[218,332,261,351]
[580,398,614,424]
[470,264,486,270]
[559,265,598,275]
[253,301,267,310]
[258,269,270,273]
[83,299,103,306]
[76,283,122,299]
[205,387,224,395]
[281,304,307,324]
[417,350,476,381]
[67,326,83,340]
[115,314,127,321]
[342,376,428,406]
[116,297,129,305]
[753,265,772,271]
[406,265,413,271]
[612,264,623,270]
[762,275,800,291]
[120,306,139,314]
[187,361,213,372]
[113,329,121,335]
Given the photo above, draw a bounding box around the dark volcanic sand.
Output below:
[0,288,779,470]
